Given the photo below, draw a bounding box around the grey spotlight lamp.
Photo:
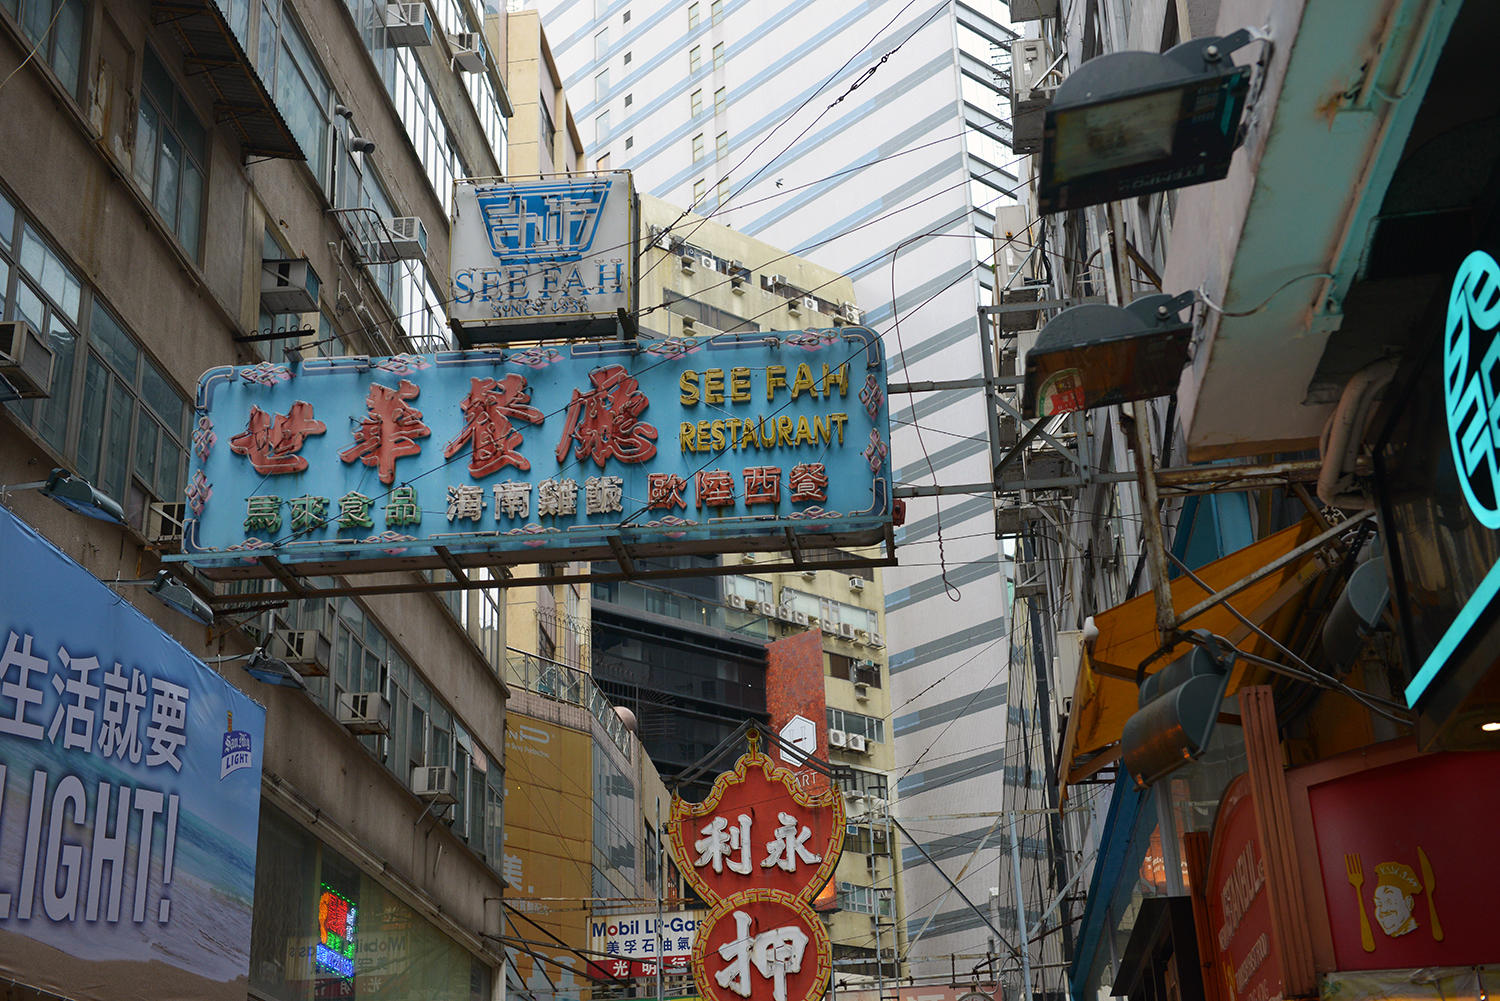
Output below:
[0,468,126,523]
[350,134,376,154]
[1021,290,1196,418]
[147,570,215,625]
[1121,631,1235,789]
[245,648,306,689]
[1038,30,1259,214]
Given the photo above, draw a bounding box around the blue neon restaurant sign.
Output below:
[0,506,266,1001]
[1406,249,1500,705]
[178,331,892,573]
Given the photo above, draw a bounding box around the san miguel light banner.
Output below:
[177,331,891,578]
[0,506,267,1001]
[668,732,842,1001]
[449,173,637,344]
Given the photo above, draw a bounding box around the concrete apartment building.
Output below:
[0,0,517,994]
[531,0,1022,972]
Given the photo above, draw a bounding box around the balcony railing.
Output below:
[505,649,633,756]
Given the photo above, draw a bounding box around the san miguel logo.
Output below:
[669,731,843,1001]
[1445,250,1500,528]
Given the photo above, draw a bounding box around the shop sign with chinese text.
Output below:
[0,506,267,1001]
[669,736,841,1001]
[590,910,700,979]
[178,331,891,577]
[450,173,636,343]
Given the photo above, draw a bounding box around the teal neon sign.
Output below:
[1406,250,1500,705]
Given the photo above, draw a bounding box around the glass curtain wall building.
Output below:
[531,0,1018,970]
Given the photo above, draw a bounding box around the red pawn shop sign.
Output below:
[669,732,843,1001]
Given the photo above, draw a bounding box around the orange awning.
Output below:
[1058,515,1328,794]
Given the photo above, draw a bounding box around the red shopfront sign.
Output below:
[1305,749,1500,969]
[1206,775,1284,1001]
[669,733,843,1001]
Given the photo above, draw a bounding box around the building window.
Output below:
[4,0,85,94]
[828,707,885,744]
[716,131,728,159]
[710,0,722,22]
[256,1,334,187]
[712,41,724,69]
[838,768,889,800]
[693,178,706,203]
[690,88,702,116]
[594,27,609,59]
[623,50,631,65]
[624,93,632,107]
[134,50,207,260]
[689,45,701,72]
[595,68,609,102]
[714,86,727,115]
[717,178,730,206]
[621,8,630,22]
[624,135,633,149]
[687,1,698,28]
[595,110,610,145]
[691,133,704,161]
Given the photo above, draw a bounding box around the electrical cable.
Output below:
[1197,272,1335,317]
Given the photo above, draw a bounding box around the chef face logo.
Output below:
[1372,862,1421,938]
[1444,250,1500,529]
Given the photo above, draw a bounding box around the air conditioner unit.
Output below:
[846,734,867,753]
[821,619,838,635]
[727,593,747,610]
[755,600,776,618]
[146,501,187,547]
[740,552,757,564]
[871,827,886,843]
[1010,37,1056,154]
[838,622,857,640]
[879,947,896,961]
[680,254,696,273]
[411,764,458,803]
[801,296,818,314]
[854,629,870,646]
[848,576,865,592]
[260,258,321,314]
[801,569,818,579]
[699,255,717,272]
[768,274,788,287]
[650,226,672,251]
[793,610,810,626]
[0,320,54,399]
[338,691,391,735]
[845,789,865,802]
[369,216,429,260]
[868,631,885,649]
[383,2,433,45]
[840,302,862,324]
[272,629,332,677]
[827,729,848,748]
[448,32,487,73]
[775,605,795,623]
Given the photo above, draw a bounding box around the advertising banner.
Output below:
[0,506,267,1001]
[450,173,636,343]
[178,331,891,578]
[590,910,700,979]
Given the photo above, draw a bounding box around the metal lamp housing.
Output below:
[1121,643,1234,789]
[1038,33,1253,214]
[1021,293,1194,417]
[40,468,126,523]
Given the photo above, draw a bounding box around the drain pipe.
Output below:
[1317,357,1399,510]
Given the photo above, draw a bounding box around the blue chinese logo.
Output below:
[1445,250,1500,529]
[475,179,613,262]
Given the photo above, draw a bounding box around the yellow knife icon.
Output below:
[1418,846,1443,942]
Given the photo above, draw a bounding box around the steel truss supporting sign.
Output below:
[175,331,892,580]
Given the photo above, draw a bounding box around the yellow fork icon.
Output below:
[1345,853,1375,952]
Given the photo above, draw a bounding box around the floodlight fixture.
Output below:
[1038,30,1260,214]
[148,570,216,625]
[1021,290,1195,417]
[1121,631,1235,789]
[0,468,127,523]
[246,648,307,689]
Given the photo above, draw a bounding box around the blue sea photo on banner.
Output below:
[178,329,892,577]
[0,506,266,1001]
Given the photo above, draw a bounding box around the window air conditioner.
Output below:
[740,552,757,564]
[726,593,747,610]
[776,605,795,623]
[384,2,433,46]
[146,501,188,548]
[650,226,673,251]
[272,629,332,677]
[821,619,838,635]
[868,631,885,649]
[448,32,487,73]
[367,217,429,261]
[827,729,848,748]
[699,255,717,272]
[768,274,788,287]
[0,320,53,400]
[337,691,392,735]
[846,734,867,753]
[840,302,862,324]
[801,296,818,314]
[755,600,776,618]
[838,622,857,640]
[411,764,458,803]
[260,258,321,314]
[793,610,810,626]
[848,576,865,592]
